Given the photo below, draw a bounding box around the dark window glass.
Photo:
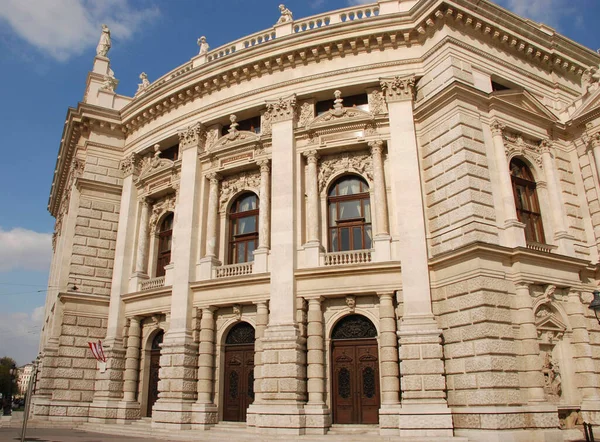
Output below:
[327,176,372,252]
[229,193,259,263]
[510,159,545,243]
[156,213,174,277]
[222,116,261,135]
[160,145,179,161]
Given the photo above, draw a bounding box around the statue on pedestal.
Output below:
[96,24,111,57]
[136,72,150,95]
[276,4,293,24]
[197,36,209,56]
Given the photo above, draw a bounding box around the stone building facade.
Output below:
[35,0,600,440]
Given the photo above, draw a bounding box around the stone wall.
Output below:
[420,102,499,256]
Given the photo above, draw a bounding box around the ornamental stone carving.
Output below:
[210,115,260,150]
[380,75,415,102]
[298,100,315,128]
[219,170,261,210]
[309,91,372,127]
[135,72,150,96]
[539,139,553,156]
[266,94,297,123]
[138,144,175,180]
[178,122,205,152]
[261,110,272,136]
[120,153,141,177]
[367,88,387,115]
[233,304,242,321]
[542,352,562,400]
[149,195,177,234]
[96,24,111,57]
[197,36,209,56]
[581,66,600,95]
[205,126,220,149]
[490,120,505,137]
[318,150,373,193]
[346,295,356,312]
[503,131,543,168]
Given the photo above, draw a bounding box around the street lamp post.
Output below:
[589,290,600,325]
[2,364,16,416]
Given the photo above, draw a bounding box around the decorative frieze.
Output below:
[380,75,415,102]
[317,150,373,193]
[297,99,315,128]
[265,94,297,123]
[178,122,205,152]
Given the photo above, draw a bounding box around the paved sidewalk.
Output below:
[0,427,176,442]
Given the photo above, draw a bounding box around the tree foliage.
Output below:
[0,357,17,396]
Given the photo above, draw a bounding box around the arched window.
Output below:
[510,158,545,243]
[328,176,372,252]
[229,193,259,264]
[156,213,173,277]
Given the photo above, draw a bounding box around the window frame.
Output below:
[510,158,545,244]
[156,212,174,277]
[228,193,260,264]
[327,175,372,252]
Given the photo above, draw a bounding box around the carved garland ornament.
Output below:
[298,100,315,128]
[265,94,297,123]
[318,151,374,193]
[149,195,176,234]
[368,88,387,115]
[178,122,205,152]
[120,152,141,177]
[219,170,261,211]
[503,130,544,169]
[380,76,416,103]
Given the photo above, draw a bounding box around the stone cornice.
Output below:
[117,0,593,137]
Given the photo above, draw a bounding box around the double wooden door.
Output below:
[223,344,254,422]
[147,348,161,416]
[332,339,380,424]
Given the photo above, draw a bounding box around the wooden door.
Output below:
[146,331,163,417]
[332,339,380,424]
[223,344,254,422]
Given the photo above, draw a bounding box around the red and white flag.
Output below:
[88,340,106,363]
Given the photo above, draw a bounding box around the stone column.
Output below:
[513,283,546,403]
[90,152,140,423]
[303,150,323,267]
[378,293,400,405]
[566,289,600,423]
[153,123,204,429]
[304,298,330,434]
[123,317,142,403]
[247,95,307,433]
[254,160,270,273]
[199,172,221,280]
[369,140,391,262]
[539,139,574,255]
[134,198,151,275]
[490,120,526,248]
[192,307,217,429]
[381,76,452,437]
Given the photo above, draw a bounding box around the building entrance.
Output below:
[222,322,255,422]
[146,330,163,417]
[331,315,380,424]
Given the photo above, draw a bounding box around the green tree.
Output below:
[0,357,17,397]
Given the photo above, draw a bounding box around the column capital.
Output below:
[590,132,600,149]
[201,306,217,316]
[490,120,505,137]
[539,138,553,155]
[377,291,395,299]
[257,159,271,173]
[380,75,415,103]
[265,94,297,123]
[178,121,205,152]
[129,315,143,324]
[139,196,152,206]
[368,139,385,154]
[303,150,320,163]
[120,152,141,177]
[206,172,222,184]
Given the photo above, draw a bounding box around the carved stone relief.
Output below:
[297,100,315,128]
[318,150,374,194]
[503,131,544,170]
[219,170,261,211]
[149,194,177,234]
[367,88,387,115]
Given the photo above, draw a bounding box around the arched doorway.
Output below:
[331,314,380,425]
[146,330,163,417]
[223,322,255,422]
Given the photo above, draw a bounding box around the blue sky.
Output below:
[0,0,599,365]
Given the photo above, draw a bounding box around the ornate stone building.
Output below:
[35,1,600,440]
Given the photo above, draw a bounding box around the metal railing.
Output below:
[324,249,372,266]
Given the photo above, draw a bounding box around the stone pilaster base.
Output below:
[198,256,221,280]
[379,404,402,435]
[88,399,120,422]
[304,404,331,435]
[253,248,269,273]
[453,405,562,442]
[581,399,600,425]
[396,404,454,438]
[151,400,194,429]
[191,403,218,430]
[115,401,141,423]
[303,242,324,268]
[247,324,307,434]
[373,235,392,262]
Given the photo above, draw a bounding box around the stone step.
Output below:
[327,424,379,435]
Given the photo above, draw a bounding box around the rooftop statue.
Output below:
[135,72,150,95]
[197,36,209,56]
[581,66,600,95]
[276,4,293,24]
[96,24,111,57]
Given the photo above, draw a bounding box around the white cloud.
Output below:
[0,0,159,61]
[0,307,44,366]
[0,227,52,272]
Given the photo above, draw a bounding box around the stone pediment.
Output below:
[491,90,558,122]
[308,106,373,128]
[568,86,600,122]
[535,314,566,334]
[208,114,260,151]
[138,145,176,183]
